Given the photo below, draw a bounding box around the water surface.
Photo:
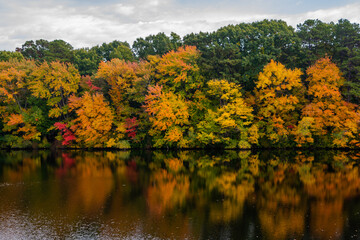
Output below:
[0,150,360,239]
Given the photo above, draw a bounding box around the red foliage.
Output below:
[125,117,138,140]
[54,122,76,145]
[62,153,75,168]
[55,153,76,177]
[82,75,100,91]
[86,79,100,91]
[126,160,138,183]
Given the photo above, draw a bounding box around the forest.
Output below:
[1,18,360,149]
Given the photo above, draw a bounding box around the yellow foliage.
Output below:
[197,79,257,147]
[0,60,35,105]
[30,61,80,118]
[256,60,303,143]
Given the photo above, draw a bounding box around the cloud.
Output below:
[0,0,359,51]
[114,4,135,16]
[282,2,360,26]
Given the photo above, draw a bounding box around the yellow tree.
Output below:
[29,61,80,118]
[144,85,190,148]
[68,92,115,147]
[296,57,360,147]
[196,79,257,148]
[96,59,136,116]
[0,59,35,111]
[255,60,303,145]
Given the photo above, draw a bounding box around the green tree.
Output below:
[17,39,74,63]
[73,48,102,76]
[93,41,134,62]
[133,32,182,59]
[332,19,360,103]
[183,20,300,91]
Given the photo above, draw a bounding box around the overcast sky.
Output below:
[1,0,360,51]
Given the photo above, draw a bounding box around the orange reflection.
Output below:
[146,169,190,217]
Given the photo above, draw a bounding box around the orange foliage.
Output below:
[69,92,114,147]
[297,57,360,147]
[144,84,190,147]
[5,113,40,140]
[148,46,201,98]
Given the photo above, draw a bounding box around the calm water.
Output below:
[0,150,360,239]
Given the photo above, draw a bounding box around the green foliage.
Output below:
[18,39,74,62]
[0,51,24,62]
[73,48,102,76]
[133,32,182,59]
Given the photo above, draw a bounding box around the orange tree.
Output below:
[68,92,115,148]
[0,60,47,147]
[296,57,360,147]
[144,85,190,148]
[144,46,204,148]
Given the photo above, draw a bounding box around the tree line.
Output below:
[0,18,360,149]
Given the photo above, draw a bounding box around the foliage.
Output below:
[133,32,182,59]
[29,61,80,118]
[144,85,190,147]
[196,79,256,148]
[297,57,360,147]
[68,92,114,147]
[2,19,360,149]
[0,51,24,62]
[255,60,303,145]
[54,122,76,146]
[18,39,74,62]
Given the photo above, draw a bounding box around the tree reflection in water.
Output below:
[0,150,360,239]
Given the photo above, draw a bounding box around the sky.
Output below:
[1,0,360,51]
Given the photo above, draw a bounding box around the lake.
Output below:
[0,150,360,239]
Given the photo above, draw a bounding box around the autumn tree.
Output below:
[0,60,45,147]
[144,85,190,148]
[96,59,137,117]
[255,60,304,146]
[3,113,41,144]
[150,45,202,97]
[0,59,35,109]
[68,92,115,147]
[196,79,257,148]
[29,61,80,118]
[96,59,152,143]
[296,57,360,147]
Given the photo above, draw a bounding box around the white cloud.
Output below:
[114,4,135,16]
[282,2,360,26]
[0,1,359,51]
